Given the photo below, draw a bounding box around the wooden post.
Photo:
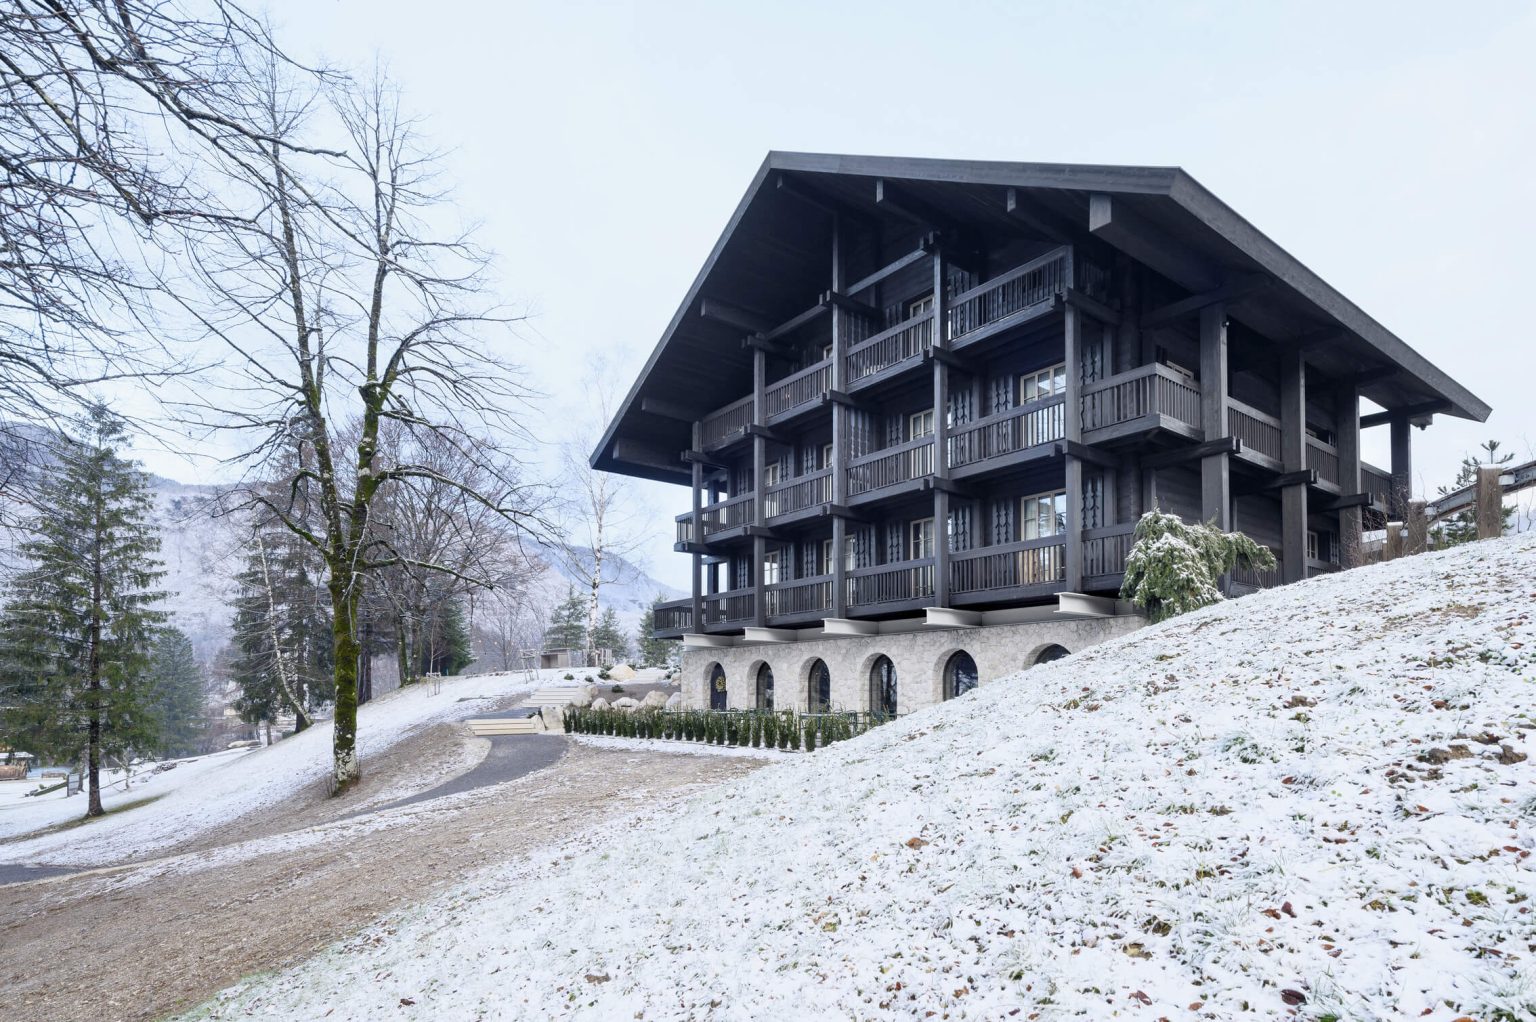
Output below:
[1335,382,1363,567]
[1405,501,1428,554]
[830,216,848,618]
[1278,348,1307,583]
[1389,413,1412,519]
[690,424,703,630]
[1476,465,1505,539]
[751,345,767,627]
[1199,303,1230,529]
[1384,521,1404,560]
[1063,304,1084,591]
[932,248,951,605]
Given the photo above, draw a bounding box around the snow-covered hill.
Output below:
[191,535,1535,1022]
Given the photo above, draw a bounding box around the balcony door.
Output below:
[909,517,935,597]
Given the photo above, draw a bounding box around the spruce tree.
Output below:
[0,407,166,817]
[590,606,629,661]
[543,587,588,650]
[1436,440,1515,546]
[147,628,206,757]
[230,527,334,734]
[1119,509,1276,623]
[637,597,680,667]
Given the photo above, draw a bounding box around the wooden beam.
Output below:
[1142,436,1240,471]
[1089,193,1219,293]
[1359,400,1449,429]
[612,439,684,473]
[673,542,710,555]
[923,345,967,369]
[741,334,791,357]
[1053,440,1119,470]
[1293,327,1350,352]
[875,179,954,231]
[774,173,876,229]
[744,423,784,443]
[844,246,929,295]
[824,503,867,521]
[1264,468,1317,490]
[700,296,772,334]
[1319,492,1372,511]
[820,289,880,321]
[1005,186,1076,242]
[680,449,726,467]
[926,477,972,497]
[1348,364,1398,386]
[825,389,862,409]
[1064,288,1121,325]
[1140,275,1270,328]
[763,302,829,342]
[639,396,697,422]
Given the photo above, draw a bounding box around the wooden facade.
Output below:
[592,154,1490,639]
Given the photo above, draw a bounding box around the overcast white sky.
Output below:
[133,0,1536,591]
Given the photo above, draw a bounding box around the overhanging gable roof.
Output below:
[593,152,1490,484]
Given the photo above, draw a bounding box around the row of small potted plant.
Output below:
[560,706,885,752]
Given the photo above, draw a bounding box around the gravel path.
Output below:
[0,739,764,1022]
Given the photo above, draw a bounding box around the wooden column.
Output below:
[931,249,951,606]
[1389,412,1412,518]
[1335,382,1363,567]
[690,424,703,629]
[1476,466,1504,539]
[1199,303,1230,529]
[1278,348,1308,583]
[830,216,848,618]
[751,345,767,627]
[1063,304,1084,591]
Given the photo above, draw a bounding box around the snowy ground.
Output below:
[0,668,554,867]
[187,535,1536,1022]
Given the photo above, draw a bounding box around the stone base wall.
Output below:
[681,615,1144,715]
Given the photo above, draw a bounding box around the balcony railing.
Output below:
[844,315,933,384]
[847,558,935,608]
[1363,462,1393,509]
[947,394,1065,470]
[763,468,830,518]
[847,436,934,496]
[1080,363,1201,435]
[653,598,693,635]
[946,247,1070,342]
[765,574,833,619]
[949,537,1065,596]
[1082,522,1138,579]
[1226,399,1282,463]
[700,493,754,538]
[700,394,753,451]
[1229,561,1282,591]
[1307,437,1341,487]
[763,359,832,421]
[702,587,755,627]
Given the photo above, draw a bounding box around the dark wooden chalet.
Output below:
[591,154,1490,640]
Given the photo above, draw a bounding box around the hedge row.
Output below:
[560,706,886,752]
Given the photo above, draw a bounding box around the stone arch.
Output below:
[940,649,979,701]
[750,658,776,710]
[867,653,898,718]
[801,656,832,713]
[1030,643,1072,667]
[705,661,727,711]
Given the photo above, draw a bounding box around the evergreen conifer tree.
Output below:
[0,407,167,817]
[230,527,334,734]
[543,587,588,650]
[591,606,629,661]
[147,628,206,757]
[1435,440,1515,546]
[1119,509,1276,623]
[636,597,679,667]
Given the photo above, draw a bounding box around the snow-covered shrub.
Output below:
[1120,509,1276,622]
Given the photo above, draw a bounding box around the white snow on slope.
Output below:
[191,537,1535,1022]
[1,670,549,866]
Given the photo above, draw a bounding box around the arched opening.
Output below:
[806,658,831,713]
[869,655,898,718]
[943,650,978,700]
[708,662,727,711]
[1034,644,1071,666]
[755,662,775,710]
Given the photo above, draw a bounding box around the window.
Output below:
[908,293,934,320]
[821,342,833,362]
[762,550,782,586]
[869,656,898,717]
[762,462,783,516]
[1021,490,1068,540]
[908,410,934,440]
[943,651,979,700]
[818,539,833,577]
[844,535,859,571]
[755,663,775,710]
[909,517,935,560]
[709,663,727,711]
[807,659,831,713]
[1020,363,1067,404]
[1033,644,1071,666]
[821,443,834,470]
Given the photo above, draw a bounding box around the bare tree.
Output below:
[180,63,545,791]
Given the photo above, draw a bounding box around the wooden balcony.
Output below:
[946,246,1072,348]
[765,574,833,623]
[947,395,1065,477]
[1228,561,1282,594]
[690,493,753,541]
[652,598,694,638]
[844,315,933,387]
[1306,437,1341,489]
[763,468,830,521]
[1082,522,1138,586]
[702,587,755,630]
[847,436,934,499]
[699,394,753,451]
[1362,462,1393,511]
[1080,363,1202,443]
[949,537,1066,603]
[1226,398,1282,468]
[846,558,935,612]
[763,358,832,423]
